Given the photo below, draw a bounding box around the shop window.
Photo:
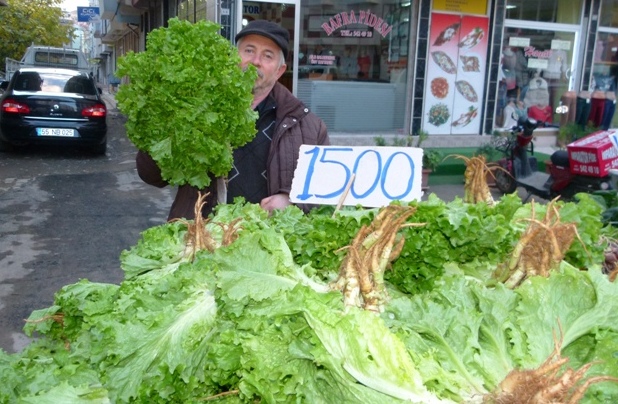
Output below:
[592,32,618,129]
[297,3,410,132]
[177,0,207,22]
[599,0,618,28]
[495,28,575,130]
[505,0,582,24]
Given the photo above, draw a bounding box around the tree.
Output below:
[0,0,74,65]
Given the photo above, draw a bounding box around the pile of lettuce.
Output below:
[1,195,617,403]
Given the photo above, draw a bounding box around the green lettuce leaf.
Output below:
[116,18,257,188]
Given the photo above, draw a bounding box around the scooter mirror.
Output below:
[520,118,538,137]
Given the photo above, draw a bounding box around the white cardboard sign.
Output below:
[290,145,424,207]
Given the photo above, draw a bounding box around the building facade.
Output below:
[93,0,618,140]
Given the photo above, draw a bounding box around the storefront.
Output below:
[592,0,618,130]
[493,2,583,135]
[168,0,617,138]
[234,0,411,133]
[231,0,611,137]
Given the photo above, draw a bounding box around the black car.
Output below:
[0,67,107,154]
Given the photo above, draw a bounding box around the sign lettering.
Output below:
[77,7,100,23]
[290,145,423,207]
[321,10,393,38]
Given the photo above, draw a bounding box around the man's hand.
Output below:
[260,193,291,212]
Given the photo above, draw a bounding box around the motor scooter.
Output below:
[493,117,614,202]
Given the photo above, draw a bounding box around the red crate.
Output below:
[567,130,618,177]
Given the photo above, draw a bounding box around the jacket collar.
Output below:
[271,82,307,122]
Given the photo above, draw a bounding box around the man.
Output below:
[136,20,330,220]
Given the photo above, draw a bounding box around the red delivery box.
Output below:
[567,129,618,177]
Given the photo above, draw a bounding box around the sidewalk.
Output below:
[101,90,118,112]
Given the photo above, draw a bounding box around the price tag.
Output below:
[290,145,424,207]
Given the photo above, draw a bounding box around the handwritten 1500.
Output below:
[290,145,424,208]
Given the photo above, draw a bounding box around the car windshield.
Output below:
[14,71,97,95]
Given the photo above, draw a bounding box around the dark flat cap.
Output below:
[235,20,289,59]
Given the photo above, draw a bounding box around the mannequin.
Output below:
[575,91,591,128]
[543,49,569,112]
[589,90,606,127]
[525,71,552,123]
[523,71,549,108]
[559,90,577,126]
[602,91,616,130]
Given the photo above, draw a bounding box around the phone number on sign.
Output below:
[339,30,373,38]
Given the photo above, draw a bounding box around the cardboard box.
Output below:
[567,130,618,177]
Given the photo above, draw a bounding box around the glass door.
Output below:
[495,23,581,129]
[236,0,299,93]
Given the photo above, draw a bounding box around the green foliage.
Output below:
[585,190,618,235]
[116,18,258,188]
[4,176,618,403]
[373,129,444,170]
[373,135,387,146]
[0,0,73,63]
[558,122,599,147]
[422,149,443,171]
[2,198,618,403]
[475,130,503,162]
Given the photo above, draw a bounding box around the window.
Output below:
[592,0,618,129]
[296,3,410,132]
[16,72,97,95]
[177,0,208,22]
[505,0,582,24]
[34,52,79,67]
[599,0,618,28]
[495,28,575,129]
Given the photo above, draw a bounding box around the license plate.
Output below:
[36,128,76,137]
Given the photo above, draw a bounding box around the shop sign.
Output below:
[432,0,488,15]
[77,7,100,23]
[307,54,336,66]
[524,46,552,59]
[243,4,261,15]
[290,145,423,207]
[422,12,489,135]
[321,11,393,38]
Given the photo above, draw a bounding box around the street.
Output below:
[0,107,173,353]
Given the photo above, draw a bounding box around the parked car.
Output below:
[0,67,107,154]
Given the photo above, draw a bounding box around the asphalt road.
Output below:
[0,109,174,353]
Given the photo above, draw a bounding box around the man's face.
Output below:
[238,34,287,94]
